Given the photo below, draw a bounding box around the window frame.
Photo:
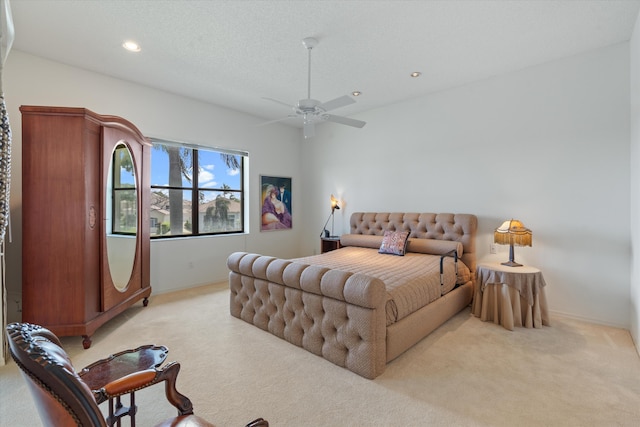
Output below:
[149,139,247,239]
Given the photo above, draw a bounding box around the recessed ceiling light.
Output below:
[122,41,141,52]
[352,91,361,96]
[410,72,421,78]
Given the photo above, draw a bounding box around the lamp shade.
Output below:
[494,219,532,247]
[330,194,340,212]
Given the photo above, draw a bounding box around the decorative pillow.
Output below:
[378,230,410,256]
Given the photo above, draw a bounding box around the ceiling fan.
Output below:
[260,37,366,139]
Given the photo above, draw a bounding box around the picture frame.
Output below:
[260,175,292,231]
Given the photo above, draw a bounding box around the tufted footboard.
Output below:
[227,252,388,379]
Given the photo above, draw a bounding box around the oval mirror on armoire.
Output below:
[105,142,138,292]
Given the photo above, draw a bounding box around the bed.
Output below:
[227,212,477,379]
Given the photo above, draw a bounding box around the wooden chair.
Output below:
[6,322,268,427]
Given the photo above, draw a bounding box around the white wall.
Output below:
[302,43,632,328]
[4,43,635,330]
[630,11,640,352]
[4,51,303,308]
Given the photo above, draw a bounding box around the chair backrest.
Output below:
[6,322,107,427]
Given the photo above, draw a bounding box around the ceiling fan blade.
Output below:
[324,114,366,128]
[262,97,295,109]
[303,121,316,139]
[256,115,297,127]
[319,95,355,112]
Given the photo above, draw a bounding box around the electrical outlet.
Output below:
[490,243,497,254]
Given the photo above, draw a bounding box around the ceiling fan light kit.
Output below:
[260,37,366,139]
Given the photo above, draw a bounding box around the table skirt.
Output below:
[472,283,550,331]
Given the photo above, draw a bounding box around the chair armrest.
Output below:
[95,361,194,416]
[101,369,158,396]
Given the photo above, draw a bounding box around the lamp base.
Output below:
[500,244,523,267]
[501,260,523,267]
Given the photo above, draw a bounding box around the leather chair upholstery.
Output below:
[6,322,268,427]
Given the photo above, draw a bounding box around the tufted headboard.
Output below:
[349,212,478,277]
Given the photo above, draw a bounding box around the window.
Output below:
[111,144,138,235]
[150,139,246,238]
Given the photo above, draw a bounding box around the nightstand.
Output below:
[471,262,550,330]
[321,237,342,253]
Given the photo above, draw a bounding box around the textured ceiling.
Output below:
[8,0,640,128]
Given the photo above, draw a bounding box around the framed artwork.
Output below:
[260,175,292,231]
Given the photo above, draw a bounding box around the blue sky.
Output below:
[150,146,241,191]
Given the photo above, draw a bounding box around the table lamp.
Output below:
[494,219,532,267]
[320,194,340,238]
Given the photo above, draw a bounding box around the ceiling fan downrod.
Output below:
[302,37,318,100]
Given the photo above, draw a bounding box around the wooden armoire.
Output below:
[21,106,151,348]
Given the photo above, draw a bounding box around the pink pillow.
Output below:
[378,230,410,256]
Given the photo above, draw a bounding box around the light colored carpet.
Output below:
[1,282,639,426]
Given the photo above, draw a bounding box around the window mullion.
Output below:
[192,149,199,234]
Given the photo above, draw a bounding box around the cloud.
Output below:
[228,168,239,176]
[199,169,217,187]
